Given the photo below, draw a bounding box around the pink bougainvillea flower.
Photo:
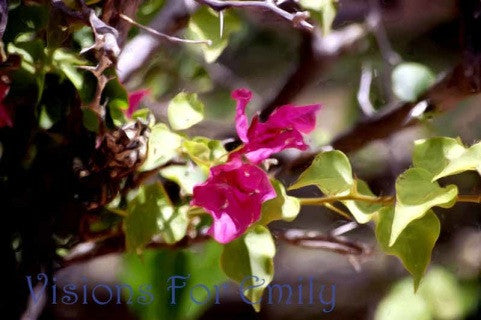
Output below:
[126,89,150,118]
[191,159,275,243]
[0,83,12,128]
[230,88,321,163]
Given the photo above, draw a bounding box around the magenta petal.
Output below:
[268,104,322,133]
[0,84,12,128]
[207,213,240,244]
[0,103,13,128]
[232,88,253,143]
[127,89,150,118]
[192,161,275,243]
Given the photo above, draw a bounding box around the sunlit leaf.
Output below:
[160,164,207,195]
[182,137,227,171]
[259,179,300,225]
[289,150,353,196]
[187,6,241,63]
[413,137,466,176]
[140,123,182,171]
[433,142,481,181]
[300,0,337,34]
[167,92,205,130]
[390,168,457,246]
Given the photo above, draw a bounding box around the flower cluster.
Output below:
[192,89,321,243]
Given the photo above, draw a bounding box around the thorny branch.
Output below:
[194,0,314,32]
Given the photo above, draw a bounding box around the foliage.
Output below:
[0,1,480,319]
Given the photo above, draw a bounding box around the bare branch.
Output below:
[195,0,314,32]
[62,226,372,267]
[118,13,212,45]
[272,229,372,256]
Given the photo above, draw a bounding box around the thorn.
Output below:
[219,10,225,38]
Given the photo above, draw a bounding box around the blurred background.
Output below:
[48,0,481,319]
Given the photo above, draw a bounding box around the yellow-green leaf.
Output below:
[140,123,182,171]
[376,206,440,290]
[187,6,241,63]
[167,92,205,130]
[160,164,207,195]
[259,179,300,225]
[413,137,466,176]
[390,168,457,246]
[433,142,481,181]
[342,179,382,223]
[182,136,227,171]
[220,225,275,312]
[289,150,353,196]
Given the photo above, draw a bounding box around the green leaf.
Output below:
[124,183,188,253]
[51,48,95,102]
[413,137,466,176]
[342,180,382,223]
[131,108,151,121]
[103,76,129,122]
[182,137,227,171]
[301,0,337,35]
[140,123,182,171]
[8,39,47,102]
[392,62,436,102]
[221,225,275,312]
[433,142,481,181]
[390,168,457,246]
[187,6,241,63]
[160,164,207,195]
[167,92,205,130]
[121,241,226,320]
[82,108,100,133]
[289,150,353,196]
[109,99,128,127]
[259,179,300,225]
[376,206,440,290]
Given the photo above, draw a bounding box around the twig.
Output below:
[299,194,394,206]
[272,229,371,256]
[457,194,481,204]
[323,203,353,220]
[117,0,193,81]
[118,13,212,45]
[195,0,314,32]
